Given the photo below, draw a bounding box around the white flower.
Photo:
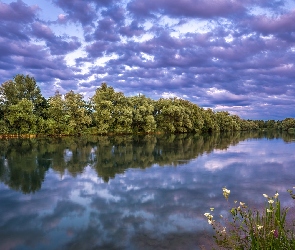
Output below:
[210,208,214,211]
[268,199,274,204]
[222,187,230,199]
[263,194,268,198]
[267,209,273,213]
[257,225,263,230]
[222,188,230,194]
[204,213,213,220]
[240,202,245,206]
[274,192,279,198]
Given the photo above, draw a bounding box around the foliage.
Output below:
[64,90,92,134]
[0,74,294,136]
[6,99,37,134]
[47,91,67,134]
[130,95,156,133]
[0,74,47,117]
[282,118,295,131]
[91,83,133,134]
[205,188,295,249]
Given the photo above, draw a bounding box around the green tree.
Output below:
[92,83,133,134]
[155,98,196,133]
[130,95,156,133]
[6,99,37,134]
[0,74,47,117]
[201,108,219,133]
[91,83,116,133]
[64,90,92,134]
[215,111,239,132]
[47,91,67,134]
[176,99,204,133]
[281,118,295,131]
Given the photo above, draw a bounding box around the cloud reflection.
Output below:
[0,132,295,249]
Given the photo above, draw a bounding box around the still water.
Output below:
[0,132,295,249]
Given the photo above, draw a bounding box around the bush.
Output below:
[205,187,295,249]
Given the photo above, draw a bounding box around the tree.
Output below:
[201,108,219,133]
[47,91,67,134]
[6,99,37,134]
[64,90,92,134]
[281,118,295,131]
[92,83,133,134]
[130,95,156,133]
[215,111,239,132]
[176,99,204,133]
[0,74,47,117]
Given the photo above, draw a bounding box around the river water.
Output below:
[0,131,295,249]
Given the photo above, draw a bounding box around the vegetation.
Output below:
[205,188,295,249]
[0,74,294,136]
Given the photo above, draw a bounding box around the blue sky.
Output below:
[1,0,295,120]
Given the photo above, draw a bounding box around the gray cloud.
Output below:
[0,0,295,119]
[128,0,246,18]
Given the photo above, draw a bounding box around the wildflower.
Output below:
[222,187,230,200]
[273,229,279,238]
[234,200,237,203]
[221,227,226,234]
[268,199,274,204]
[257,225,263,230]
[240,202,245,206]
[267,209,273,213]
[263,194,268,198]
[210,208,214,211]
[204,213,213,221]
[274,192,279,198]
[220,214,223,218]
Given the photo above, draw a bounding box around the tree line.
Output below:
[0,74,294,136]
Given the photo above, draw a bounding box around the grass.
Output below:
[204,187,295,249]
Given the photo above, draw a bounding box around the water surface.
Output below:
[0,132,295,249]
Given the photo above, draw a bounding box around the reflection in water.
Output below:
[0,131,294,249]
[1,131,293,192]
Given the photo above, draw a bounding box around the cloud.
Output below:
[119,20,145,37]
[0,0,39,22]
[251,10,295,35]
[0,0,295,119]
[128,0,246,18]
[52,0,97,26]
[206,88,250,106]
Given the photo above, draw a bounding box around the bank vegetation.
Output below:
[0,74,294,137]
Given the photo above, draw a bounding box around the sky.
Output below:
[0,0,295,120]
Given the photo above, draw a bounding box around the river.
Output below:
[0,131,294,249]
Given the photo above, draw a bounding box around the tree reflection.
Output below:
[0,139,49,193]
[0,131,294,193]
